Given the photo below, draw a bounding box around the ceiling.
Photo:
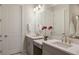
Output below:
[33,4,57,8]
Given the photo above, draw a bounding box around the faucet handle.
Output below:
[61,33,65,37]
[62,33,66,36]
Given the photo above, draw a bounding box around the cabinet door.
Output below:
[43,43,70,55]
[1,5,22,55]
[0,5,3,55]
[26,36,33,55]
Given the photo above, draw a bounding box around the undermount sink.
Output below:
[70,35,79,39]
[29,33,40,37]
[51,41,72,48]
[27,33,43,39]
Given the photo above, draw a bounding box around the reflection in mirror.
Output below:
[75,15,79,36]
[69,5,79,38]
[70,15,79,38]
[33,4,70,39]
[53,8,65,35]
[33,4,54,37]
[69,16,75,35]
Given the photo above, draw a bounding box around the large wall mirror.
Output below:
[52,4,70,37]
[33,5,54,36]
[69,5,79,38]
[32,4,70,37]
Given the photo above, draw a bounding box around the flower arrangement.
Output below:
[48,26,53,36]
[42,26,47,30]
[42,26,53,41]
[48,26,53,30]
[42,26,48,41]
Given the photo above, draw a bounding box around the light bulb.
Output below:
[38,5,41,9]
[76,16,79,20]
[33,8,36,12]
[36,6,38,11]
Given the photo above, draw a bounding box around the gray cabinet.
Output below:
[43,43,70,55]
[0,5,3,55]
[25,36,34,55]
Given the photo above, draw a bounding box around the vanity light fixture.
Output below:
[33,4,42,12]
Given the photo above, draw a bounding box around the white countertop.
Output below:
[25,33,79,55]
[44,40,79,55]
[33,39,44,49]
[33,39,79,55]
[25,33,43,40]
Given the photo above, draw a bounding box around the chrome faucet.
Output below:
[62,33,71,44]
[62,33,67,43]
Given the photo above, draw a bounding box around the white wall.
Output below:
[53,5,70,35]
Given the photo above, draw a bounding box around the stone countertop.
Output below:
[25,33,79,55]
[33,39,79,55]
[43,40,79,55]
[25,33,43,40]
[33,39,44,49]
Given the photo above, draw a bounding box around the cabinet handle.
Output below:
[4,35,8,38]
[0,50,2,53]
[0,35,2,37]
[0,40,2,42]
[0,19,2,22]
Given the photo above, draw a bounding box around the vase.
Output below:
[44,36,48,41]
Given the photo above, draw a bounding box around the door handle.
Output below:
[4,35,8,38]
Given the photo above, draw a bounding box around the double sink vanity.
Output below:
[25,33,79,55]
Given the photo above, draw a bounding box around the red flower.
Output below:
[42,26,47,30]
[48,26,53,30]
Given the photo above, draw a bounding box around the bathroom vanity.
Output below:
[33,39,71,55]
[33,38,79,55]
[42,40,72,55]
[25,34,43,55]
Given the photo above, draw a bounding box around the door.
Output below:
[1,5,22,54]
